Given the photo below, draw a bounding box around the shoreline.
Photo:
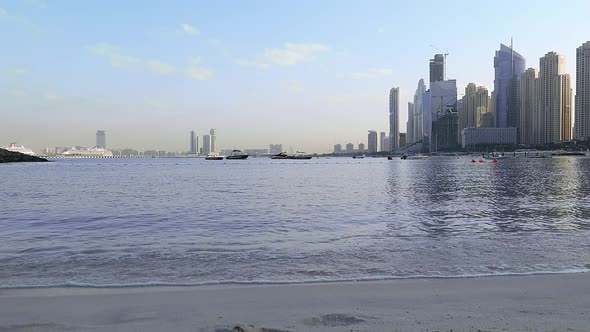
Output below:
[2,268,590,290]
[2,273,590,331]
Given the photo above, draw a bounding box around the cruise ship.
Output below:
[3,143,35,156]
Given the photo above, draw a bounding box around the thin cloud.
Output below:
[280,80,305,94]
[185,57,213,80]
[0,7,6,16]
[236,42,330,68]
[348,68,393,79]
[87,43,177,76]
[181,23,199,35]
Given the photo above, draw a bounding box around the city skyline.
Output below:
[2,1,590,152]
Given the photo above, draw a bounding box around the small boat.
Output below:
[225,149,249,160]
[205,153,224,160]
[270,152,289,159]
[352,154,366,159]
[402,154,427,160]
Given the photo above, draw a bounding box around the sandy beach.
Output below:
[1,273,589,331]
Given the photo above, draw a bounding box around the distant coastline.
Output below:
[0,148,48,163]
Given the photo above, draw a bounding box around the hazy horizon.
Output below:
[2,0,590,153]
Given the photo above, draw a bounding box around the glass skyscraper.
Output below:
[493,43,526,128]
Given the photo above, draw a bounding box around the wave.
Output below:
[1,268,589,290]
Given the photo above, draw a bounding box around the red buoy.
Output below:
[493,159,497,163]
[479,159,484,163]
[471,159,476,163]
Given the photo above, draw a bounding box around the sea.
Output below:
[1,156,590,288]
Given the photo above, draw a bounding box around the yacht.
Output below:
[3,143,35,156]
[225,150,249,160]
[288,151,312,160]
[205,153,224,160]
[270,152,289,159]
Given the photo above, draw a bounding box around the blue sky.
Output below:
[2,0,590,152]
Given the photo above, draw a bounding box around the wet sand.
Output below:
[1,273,589,331]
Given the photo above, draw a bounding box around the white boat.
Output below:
[3,143,35,156]
[352,154,366,159]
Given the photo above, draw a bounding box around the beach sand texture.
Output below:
[1,273,590,331]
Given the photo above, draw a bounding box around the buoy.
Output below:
[387,156,393,160]
[471,159,476,163]
[493,159,497,163]
[479,159,484,163]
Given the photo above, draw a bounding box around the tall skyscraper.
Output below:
[202,134,211,155]
[209,129,217,153]
[539,52,572,143]
[358,143,365,152]
[429,54,444,82]
[389,87,400,151]
[574,41,590,141]
[413,79,426,143]
[494,42,526,128]
[406,102,414,145]
[519,68,539,144]
[96,130,106,148]
[333,144,342,154]
[367,130,378,153]
[190,130,198,154]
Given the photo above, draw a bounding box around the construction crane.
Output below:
[429,44,449,80]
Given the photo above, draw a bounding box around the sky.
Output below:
[2,0,590,153]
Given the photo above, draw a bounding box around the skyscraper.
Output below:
[379,131,389,152]
[574,41,590,141]
[538,52,572,143]
[209,129,217,153]
[461,84,490,130]
[333,144,342,154]
[389,87,400,151]
[494,42,526,128]
[345,143,354,153]
[367,130,378,154]
[413,79,426,143]
[190,130,198,154]
[429,54,444,82]
[406,102,414,145]
[519,68,539,144]
[202,134,211,155]
[96,130,106,149]
[269,144,283,154]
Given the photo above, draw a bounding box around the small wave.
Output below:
[1,268,589,290]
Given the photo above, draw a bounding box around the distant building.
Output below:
[413,79,427,143]
[333,144,342,154]
[367,130,378,153]
[429,80,458,151]
[269,144,283,154]
[243,149,268,156]
[358,143,365,152]
[494,42,526,128]
[379,132,387,152]
[202,134,211,155]
[539,52,572,143]
[399,133,407,148]
[433,111,460,151]
[461,127,518,149]
[519,68,539,144]
[209,129,217,153]
[190,130,198,154]
[574,41,590,141]
[96,130,106,149]
[429,54,445,82]
[389,87,400,151]
[406,102,414,145]
[345,143,354,153]
[461,84,490,130]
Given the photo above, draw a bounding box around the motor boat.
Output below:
[205,153,224,160]
[352,154,365,159]
[225,150,249,160]
[270,152,289,159]
[288,151,312,160]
